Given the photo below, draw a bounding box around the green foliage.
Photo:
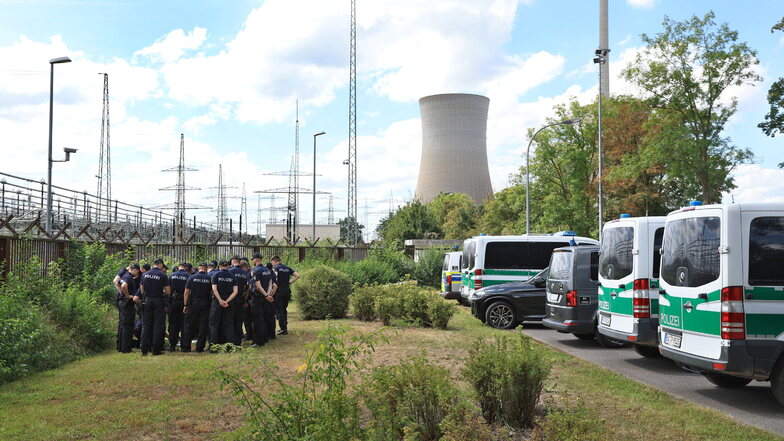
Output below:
[61,242,130,302]
[363,358,475,441]
[295,265,353,320]
[350,285,378,321]
[427,297,456,330]
[428,193,480,239]
[375,291,403,326]
[218,322,383,441]
[540,401,608,441]
[412,248,445,288]
[376,200,442,248]
[463,333,550,428]
[338,216,364,242]
[47,284,114,351]
[478,186,527,235]
[622,11,759,203]
[0,294,77,383]
[335,258,400,286]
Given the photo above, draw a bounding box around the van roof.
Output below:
[670,202,784,215]
[468,234,598,244]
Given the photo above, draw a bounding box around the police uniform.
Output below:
[228,263,248,346]
[140,266,170,355]
[210,267,238,345]
[273,262,296,334]
[118,271,137,352]
[250,262,273,346]
[168,268,190,351]
[242,264,254,340]
[182,269,212,352]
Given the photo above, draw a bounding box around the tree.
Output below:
[622,11,760,203]
[427,192,479,239]
[478,185,527,235]
[759,17,784,168]
[337,217,364,243]
[375,200,442,248]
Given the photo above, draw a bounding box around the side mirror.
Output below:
[532,278,546,288]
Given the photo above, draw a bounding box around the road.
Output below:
[520,324,784,437]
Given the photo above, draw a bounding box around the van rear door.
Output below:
[598,225,635,333]
[659,211,723,359]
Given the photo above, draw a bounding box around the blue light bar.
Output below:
[690,201,703,206]
[620,213,631,218]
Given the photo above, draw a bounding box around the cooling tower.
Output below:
[415,93,493,204]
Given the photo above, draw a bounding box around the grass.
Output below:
[0,300,781,441]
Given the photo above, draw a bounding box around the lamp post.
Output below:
[593,48,609,241]
[312,131,325,240]
[524,118,582,235]
[46,56,72,235]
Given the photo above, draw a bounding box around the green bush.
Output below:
[336,258,400,286]
[363,358,470,441]
[375,292,402,326]
[412,248,445,288]
[400,284,431,325]
[427,296,456,330]
[350,285,379,321]
[463,333,550,428]
[0,294,77,383]
[48,285,114,352]
[295,265,353,320]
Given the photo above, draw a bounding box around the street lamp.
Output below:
[524,118,582,235]
[594,48,609,241]
[312,131,326,240]
[46,56,72,235]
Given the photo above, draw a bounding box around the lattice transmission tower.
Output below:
[347,0,358,244]
[96,73,111,222]
[158,133,201,237]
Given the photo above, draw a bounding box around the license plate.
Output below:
[664,332,682,348]
[600,314,611,327]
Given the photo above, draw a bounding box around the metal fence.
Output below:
[0,237,369,278]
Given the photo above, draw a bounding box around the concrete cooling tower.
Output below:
[415,93,493,204]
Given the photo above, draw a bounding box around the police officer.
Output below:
[207,260,218,278]
[264,262,278,340]
[168,262,190,352]
[250,253,273,347]
[118,263,140,353]
[271,255,300,335]
[114,264,131,351]
[240,259,253,340]
[182,262,212,352]
[228,256,248,346]
[135,258,170,356]
[210,260,238,347]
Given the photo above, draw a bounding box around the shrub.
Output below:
[463,333,550,428]
[363,357,468,441]
[400,284,431,325]
[295,265,353,320]
[48,285,114,352]
[412,248,444,288]
[427,296,456,330]
[350,285,379,321]
[218,322,383,441]
[375,292,402,326]
[336,258,400,286]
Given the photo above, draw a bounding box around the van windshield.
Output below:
[462,241,475,270]
[484,241,566,270]
[599,227,634,280]
[549,250,572,280]
[661,217,720,287]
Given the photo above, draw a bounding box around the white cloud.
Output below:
[617,34,632,46]
[626,0,656,9]
[723,164,784,203]
[134,27,208,63]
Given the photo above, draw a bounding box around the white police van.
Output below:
[460,232,599,304]
[658,202,784,405]
[597,215,666,358]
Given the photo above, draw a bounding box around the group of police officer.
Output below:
[113,253,299,356]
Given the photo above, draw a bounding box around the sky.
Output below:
[1,0,783,239]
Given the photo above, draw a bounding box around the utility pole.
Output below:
[96,73,111,223]
[347,0,358,244]
[240,182,248,237]
[159,134,200,238]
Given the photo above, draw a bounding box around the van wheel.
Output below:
[770,359,784,406]
[595,327,626,348]
[634,345,662,358]
[575,333,594,340]
[702,372,752,388]
[485,301,517,330]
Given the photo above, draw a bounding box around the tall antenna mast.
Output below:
[328,194,335,224]
[241,182,248,236]
[347,0,358,244]
[294,100,300,239]
[159,133,200,237]
[96,73,111,222]
[256,194,262,236]
[217,165,227,231]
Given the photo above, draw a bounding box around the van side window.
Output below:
[590,252,599,281]
[749,217,784,286]
[599,227,634,280]
[485,242,527,269]
[652,227,664,279]
[442,255,450,271]
[661,217,720,287]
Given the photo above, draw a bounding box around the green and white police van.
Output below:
[597,215,666,358]
[459,232,599,304]
[658,202,784,405]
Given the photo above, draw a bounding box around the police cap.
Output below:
[209,260,218,268]
[198,261,208,268]
[218,259,230,267]
[153,258,165,265]
[251,252,263,260]
[141,264,151,271]
[129,263,141,270]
